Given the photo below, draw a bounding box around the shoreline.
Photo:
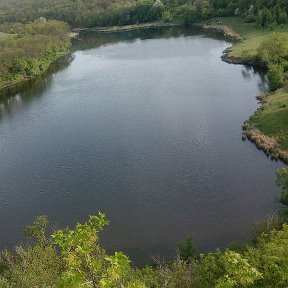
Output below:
[199,22,288,164]
[195,22,243,40]
[242,89,288,164]
[243,124,288,164]
[2,20,287,164]
[73,22,178,33]
[0,51,70,96]
[220,48,266,68]
[1,23,176,94]
[0,23,176,94]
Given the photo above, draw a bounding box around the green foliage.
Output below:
[53,212,147,288]
[0,0,286,28]
[244,14,257,23]
[215,251,262,288]
[252,215,283,243]
[53,213,109,287]
[143,258,194,288]
[0,20,70,89]
[24,215,50,246]
[256,33,288,90]
[181,5,202,26]
[245,224,288,287]
[257,8,275,28]
[177,236,196,261]
[2,212,288,287]
[241,48,254,61]
[276,167,288,205]
[257,33,288,64]
[268,63,285,91]
[99,252,147,288]
[191,251,225,287]
[0,246,62,288]
[192,250,261,288]
[0,0,286,30]
[0,216,63,288]
[0,0,178,27]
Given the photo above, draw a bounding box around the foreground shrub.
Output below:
[2,195,288,288]
[245,224,288,287]
[177,236,196,261]
[0,216,63,288]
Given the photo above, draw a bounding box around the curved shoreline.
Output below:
[195,23,243,40]
[199,23,288,165]
[2,21,287,165]
[0,23,175,95]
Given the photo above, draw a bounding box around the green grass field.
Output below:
[248,84,288,150]
[217,17,288,58]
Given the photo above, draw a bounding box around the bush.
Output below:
[257,33,288,64]
[268,64,285,91]
[177,236,196,261]
[244,14,256,23]
[257,8,275,28]
[174,4,202,26]
[162,10,173,23]
[276,168,288,205]
[0,216,63,288]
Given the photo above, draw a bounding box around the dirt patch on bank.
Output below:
[243,127,288,164]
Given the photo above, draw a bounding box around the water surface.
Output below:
[0,28,283,265]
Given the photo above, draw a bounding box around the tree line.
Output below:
[0,0,288,28]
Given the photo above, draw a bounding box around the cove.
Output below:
[0,27,283,265]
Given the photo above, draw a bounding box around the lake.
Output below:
[0,27,283,265]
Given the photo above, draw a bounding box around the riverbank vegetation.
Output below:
[0,20,70,90]
[243,84,288,162]
[218,18,288,162]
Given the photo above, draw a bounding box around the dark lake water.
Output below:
[0,27,283,265]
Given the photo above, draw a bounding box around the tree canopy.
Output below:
[0,0,287,28]
[0,20,70,89]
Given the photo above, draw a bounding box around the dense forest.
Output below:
[1,168,288,287]
[0,20,70,89]
[0,0,288,27]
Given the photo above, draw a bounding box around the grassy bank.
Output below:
[218,17,288,59]
[250,87,288,151]
[212,17,288,70]
[207,17,288,163]
[242,84,288,163]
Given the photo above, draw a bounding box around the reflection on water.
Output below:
[0,27,282,266]
[72,27,198,51]
[0,77,52,120]
[72,26,230,51]
[241,66,268,91]
[0,55,72,120]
